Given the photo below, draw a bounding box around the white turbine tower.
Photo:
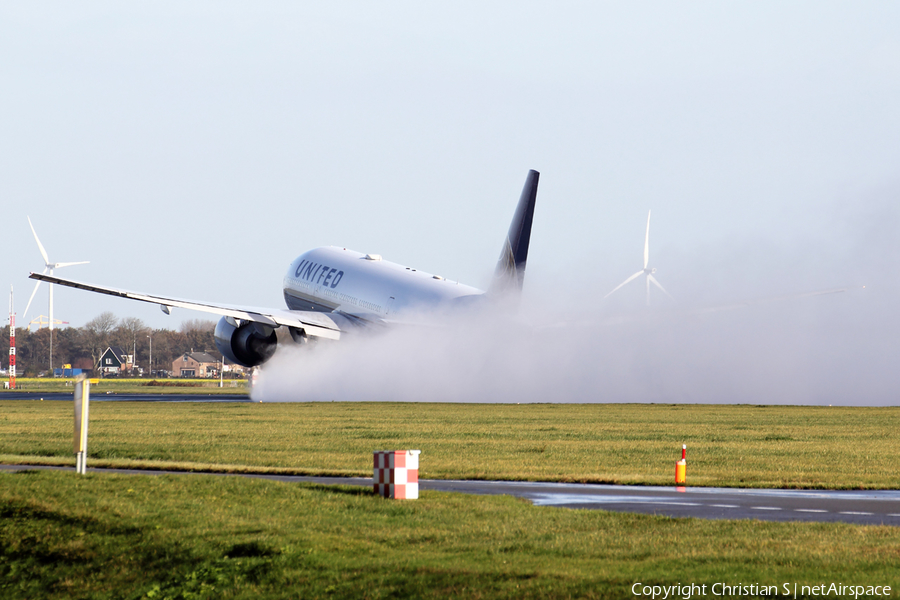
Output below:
[23,216,89,331]
[604,210,673,306]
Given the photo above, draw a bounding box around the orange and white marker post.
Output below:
[675,444,686,485]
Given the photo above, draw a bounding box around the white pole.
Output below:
[74,377,90,475]
[48,273,54,332]
[48,271,54,374]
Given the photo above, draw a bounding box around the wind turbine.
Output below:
[604,210,673,306]
[23,216,89,331]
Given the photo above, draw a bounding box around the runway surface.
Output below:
[0,392,249,402]
[3,464,898,526]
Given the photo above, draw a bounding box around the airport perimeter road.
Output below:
[3,464,900,526]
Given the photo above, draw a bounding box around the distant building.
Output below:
[222,361,247,377]
[173,351,221,378]
[98,347,132,375]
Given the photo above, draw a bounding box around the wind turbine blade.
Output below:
[648,274,673,299]
[643,210,651,269]
[603,271,644,299]
[53,261,90,269]
[23,276,44,319]
[27,216,50,266]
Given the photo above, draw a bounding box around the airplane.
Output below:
[29,170,540,368]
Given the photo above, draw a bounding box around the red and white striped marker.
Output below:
[373,450,420,500]
[8,286,15,390]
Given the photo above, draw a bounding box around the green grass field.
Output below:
[2,469,899,599]
[1,401,898,488]
[2,401,899,598]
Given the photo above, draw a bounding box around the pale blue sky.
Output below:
[2,2,899,330]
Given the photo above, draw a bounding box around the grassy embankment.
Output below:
[2,469,900,599]
[1,401,898,489]
[2,402,899,598]
[3,377,247,395]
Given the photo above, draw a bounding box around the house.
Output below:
[172,351,221,378]
[98,347,132,375]
[222,361,247,377]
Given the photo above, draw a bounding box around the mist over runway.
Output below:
[252,291,893,406]
[252,191,899,407]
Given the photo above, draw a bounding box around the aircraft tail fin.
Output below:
[488,169,540,297]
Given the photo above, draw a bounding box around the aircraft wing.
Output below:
[28,272,343,340]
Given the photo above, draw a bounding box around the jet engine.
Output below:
[214,316,278,368]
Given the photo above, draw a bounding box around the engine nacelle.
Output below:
[214,317,278,368]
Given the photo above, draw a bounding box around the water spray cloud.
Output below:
[252,193,899,406]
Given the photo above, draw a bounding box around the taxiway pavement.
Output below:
[2,464,898,526]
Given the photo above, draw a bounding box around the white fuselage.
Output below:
[282,246,484,321]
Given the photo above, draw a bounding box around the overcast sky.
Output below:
[2,2,899,402]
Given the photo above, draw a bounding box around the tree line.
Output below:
[1,313,217,377]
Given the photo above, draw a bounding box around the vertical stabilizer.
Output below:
[489,169,540,296]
